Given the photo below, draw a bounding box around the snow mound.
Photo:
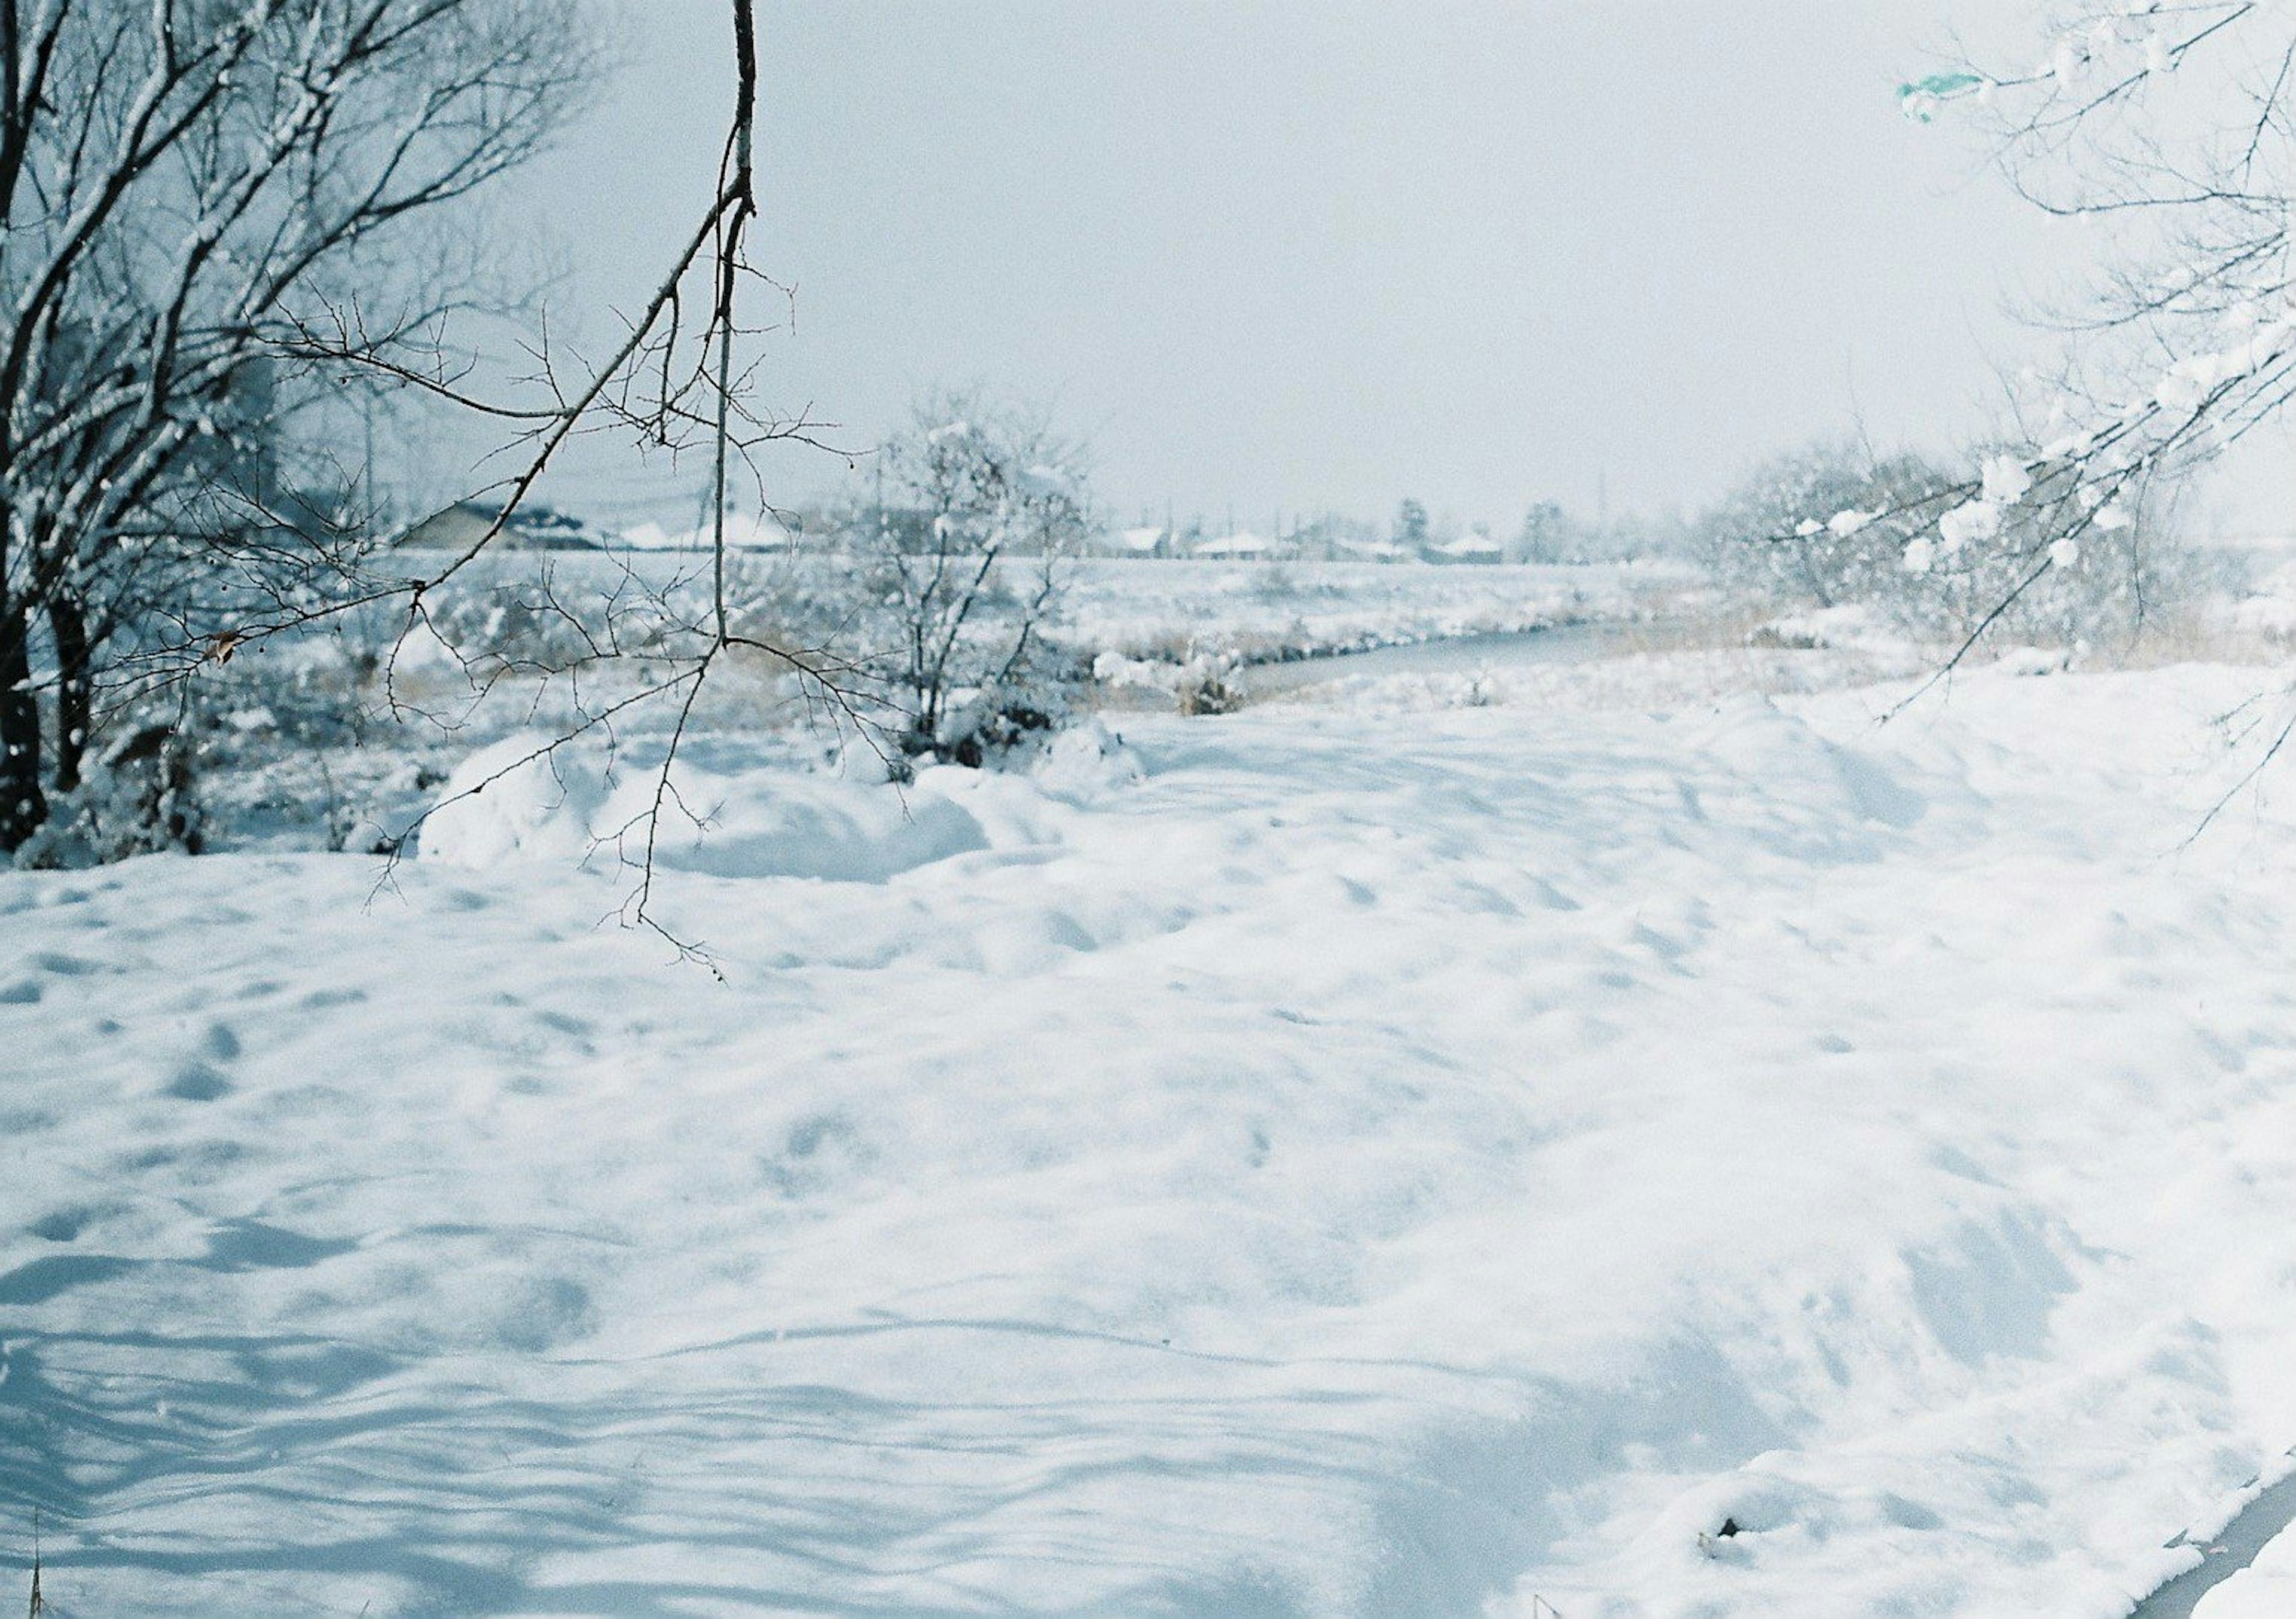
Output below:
[419,733,1008,882]
[416,734,609,867]
[1033,717,1146,797]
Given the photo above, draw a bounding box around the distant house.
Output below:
[1108,524,1171,558]
[397,500,604,552]
[1192,531,1290,560]
[1430,532,1503,565]
[1331,536,1412,563]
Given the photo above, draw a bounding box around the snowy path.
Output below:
[6,666,2296,1617]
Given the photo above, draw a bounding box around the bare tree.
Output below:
[0,0,872,949]
[0,0,597,851]
[270,0,884,952]
[1792,6,2296,688]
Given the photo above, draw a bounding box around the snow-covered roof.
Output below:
[1193,531,1284,557]
[1115,526,1169,553]
[1434,534,1503,557]
[617,511,797,551]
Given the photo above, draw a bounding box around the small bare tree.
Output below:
[850,395,1092,768]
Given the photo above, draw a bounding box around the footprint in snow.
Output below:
[163,1061,234,1102]
[29,1206,97,1242]
[495,1276,597,1353]
[27,949,109,976]
[199,1220,358,1272]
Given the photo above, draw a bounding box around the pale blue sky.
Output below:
[495,1,2284,534]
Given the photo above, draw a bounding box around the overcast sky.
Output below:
[497,1,2285,534]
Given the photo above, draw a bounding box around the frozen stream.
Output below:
[2128,1465,2296,1619]
[1235,619,1644,695]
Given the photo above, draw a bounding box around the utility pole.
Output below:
[360,389,378,529]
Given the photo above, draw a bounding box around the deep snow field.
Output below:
[9,579,2296,1617]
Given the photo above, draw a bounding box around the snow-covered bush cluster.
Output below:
[1094,647,1249,714]
[1699,440,2197,651]
[1697,444,1941,612]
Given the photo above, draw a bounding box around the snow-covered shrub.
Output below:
[836,394,1095,768]
[1253,558,1301,600]
[1174,655,1247,716]
[414,733,613,869]
[416,729,1003,881]
[1033,717,1144,795]
[1087,647,1248,717]
[13,717,203,867]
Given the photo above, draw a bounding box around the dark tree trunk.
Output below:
[46,589,90,795]
[0,594,46,851]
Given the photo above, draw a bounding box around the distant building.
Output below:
[1192,531,1290,560]
[618,509,802,551]
[1110,524,1172,558]
[1330,536,1412,563]
[1430,531,1503,564]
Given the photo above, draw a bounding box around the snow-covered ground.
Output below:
[9,649,2296,1618]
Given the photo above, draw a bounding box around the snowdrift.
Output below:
[417,734,1027,883]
